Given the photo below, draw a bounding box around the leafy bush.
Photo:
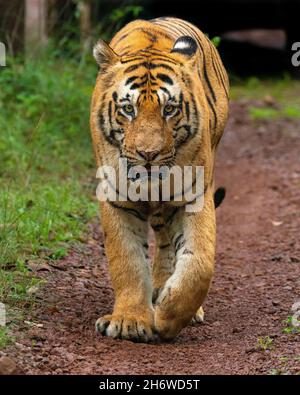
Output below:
[0,51,98,308]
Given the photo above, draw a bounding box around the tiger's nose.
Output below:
[136,149,160,162]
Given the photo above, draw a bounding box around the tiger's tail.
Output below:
[214,187,226,208]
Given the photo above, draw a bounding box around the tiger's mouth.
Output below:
[126,160,173,182]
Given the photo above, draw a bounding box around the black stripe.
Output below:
[211,46,229,100]
[206,94,217,130]
[156,73,173,85]
[112,91,118,103]
[152,212,162,217]
[114,33,129,46]
[108,101,113,127]
[174,233,185,253]
[190,93,199,131]
[185,101,190,121]
[125,76,138,85]
[174,124,191,133]
[155,92,161,105]
[150,63,175,72]
[98,106,121,149]
[137,51,179,65]
[160,86,172,98]
[166,207,179,224]
[117,111,127,119]
[124,64,145,73]
[153,20,184,39]
[152,223,164,231]
[130,80,148,90]
[121,56,145,64]
[159,243,171,249]
[108,201,147,222]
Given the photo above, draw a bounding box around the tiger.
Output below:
[90,17,229,342]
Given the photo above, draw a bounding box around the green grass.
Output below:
[282,316,300,334]
[0,51,98,347]
[249,107,279,120]
[257,336,274,352]
[231,75,300,121]
[230,75,300,104]
[0,327,11,348]
[249,104,300,121]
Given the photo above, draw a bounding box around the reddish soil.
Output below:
[1,100,300,375]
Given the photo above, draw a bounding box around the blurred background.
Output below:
[0,0,300,352]
[1,0,300,75]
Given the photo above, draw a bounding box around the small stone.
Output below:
[245,347,256,354]
[290,256,300,263]
[272,300,280,306]
[263,95,276,106]
[232,327,243,334]
[27,285,39,295]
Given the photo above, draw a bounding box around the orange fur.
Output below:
[90,17,229,341]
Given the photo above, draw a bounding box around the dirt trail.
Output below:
[2,100,300,374]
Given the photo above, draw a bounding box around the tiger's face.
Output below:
[92,36,200,168]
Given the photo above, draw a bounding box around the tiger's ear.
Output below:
[93,39,119,70]
[171,36,197,57]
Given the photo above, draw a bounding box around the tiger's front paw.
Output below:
[191,306,205,324]
[95,311,157,343]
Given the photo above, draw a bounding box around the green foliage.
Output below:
[0,327,10,348]
[282,105,300,118]
[92,1,144,41]
[249,105,300,121]
[211,36,221,48]
[230,75,300,107]
[233,76,300,121]
[249,107,279,120]
[257,336,273,351]
[0,51,98,323]
[282,316,300,334]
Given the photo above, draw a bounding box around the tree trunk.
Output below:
[24,0,48,55]
[78,0,92,54]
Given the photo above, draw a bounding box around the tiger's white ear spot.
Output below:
[93,39,118,69]
[171,36,197,57]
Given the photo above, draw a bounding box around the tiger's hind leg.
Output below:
[154,191,216,340]
[150,209,176,304]
[151,208,205,325]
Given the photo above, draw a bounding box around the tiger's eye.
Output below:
[164,104,175,115]
[123,104,134,114]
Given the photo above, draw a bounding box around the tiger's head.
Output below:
[91,35,202,169]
